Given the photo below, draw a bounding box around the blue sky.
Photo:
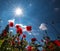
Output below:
[0,0,60,46]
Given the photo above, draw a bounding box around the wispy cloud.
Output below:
[9,30,13,32]
[39,23,47,30]
[15,24,26,28]
[8,19,15,23]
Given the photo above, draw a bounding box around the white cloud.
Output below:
[28,32,32,35]
[27,31,39,35]
[15,24,20,27]
[22,28,26,31]
[10,30,13,32]
[19,24,26,28]
[8,19,15,23]
[39,23,47,30]
[15,24,26,28]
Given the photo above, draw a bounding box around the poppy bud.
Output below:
[48,43,54,50]
[23,34,26,38]
[31,38,36,41]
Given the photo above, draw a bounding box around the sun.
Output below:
[15,8,23,16]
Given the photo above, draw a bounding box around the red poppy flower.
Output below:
[54,40,60,47]
[26,26,32,31]
[23,34,26,38]
[31,38,36,41]
[15,24,20,29]
[16,27,23,35]
[27,46,32,51]
[9,22,14,27]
